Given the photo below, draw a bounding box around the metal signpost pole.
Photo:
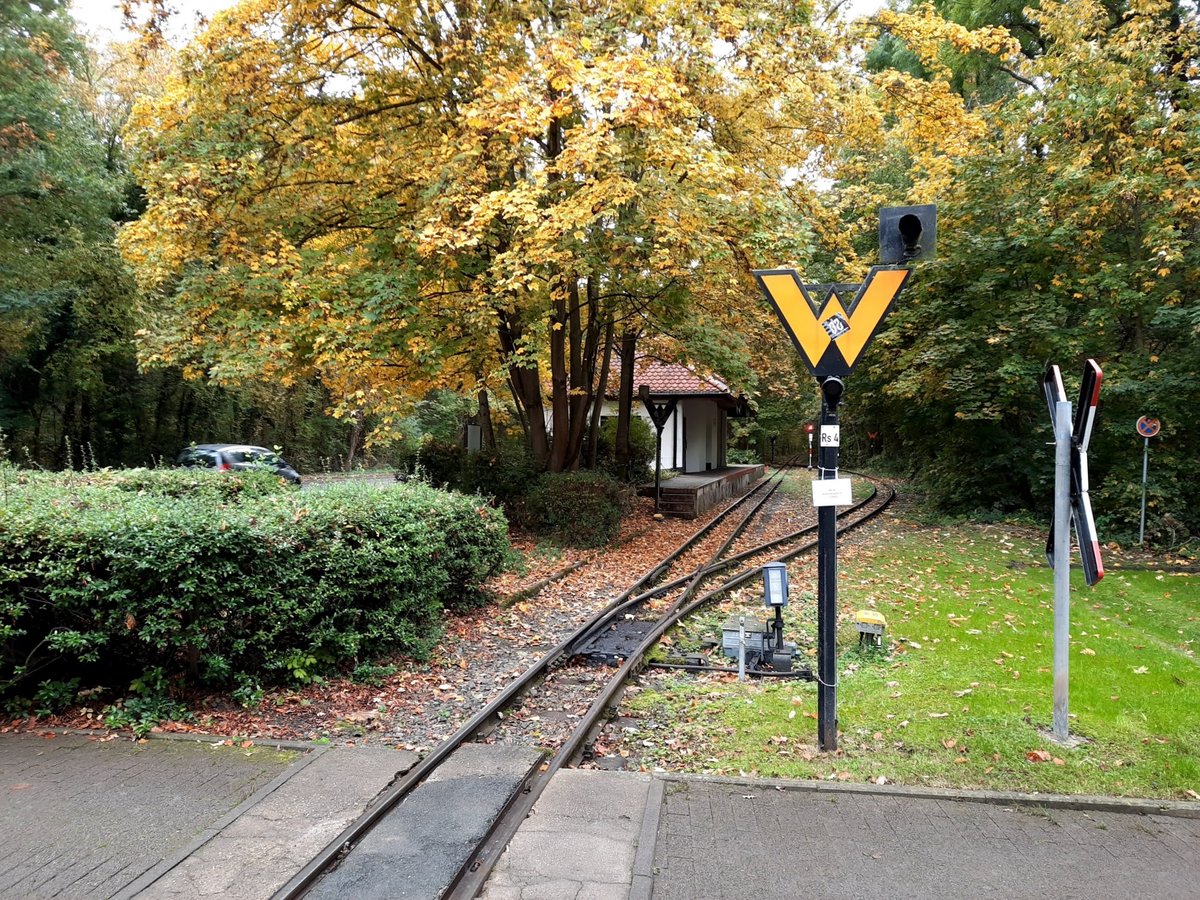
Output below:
[1052,399,1073,742]
[1134,416,1160,545]
[816,379,842,752]
[1142,436,1152,542]
[1043,360,1104,744]
[653,428,663,514]
[639,387,677,517]
[1137,436,1147,542]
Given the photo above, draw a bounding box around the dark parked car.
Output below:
[176,444,302,485]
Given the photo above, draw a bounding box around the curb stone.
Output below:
[629,777,665,900]
[28,726,327,753]
[656,771,1200,819]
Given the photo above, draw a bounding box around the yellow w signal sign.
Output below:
[753,266,911,377]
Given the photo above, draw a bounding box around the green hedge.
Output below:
[522,471,632,548]
[0,467,509,696]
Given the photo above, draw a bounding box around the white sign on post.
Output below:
[812,478,852,507]
[820,425,840,447]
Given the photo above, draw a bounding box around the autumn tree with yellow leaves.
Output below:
[120,0,906,471]
[119,0,1200,541]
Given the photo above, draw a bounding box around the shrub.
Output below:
[0,469,509,700]
[0,465,289,501]
[591,416,657,483]
[727,448,761,465]
[416,437,466,488]
[462,440,539,512]
[523,471,632,548]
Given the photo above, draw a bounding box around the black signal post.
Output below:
[639,385,678,514]
[754,204,929,755]
[816,376,844,751]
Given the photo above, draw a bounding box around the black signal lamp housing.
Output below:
[820,376,844,411]
[879,204,937,264]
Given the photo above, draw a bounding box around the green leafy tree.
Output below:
[0,0,120,358]
[857,0,1200,541]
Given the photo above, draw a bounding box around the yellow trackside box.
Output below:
[855,610,886,644]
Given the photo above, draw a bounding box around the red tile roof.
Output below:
[609,356,732,398]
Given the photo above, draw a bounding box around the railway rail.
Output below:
[273,466,894,900]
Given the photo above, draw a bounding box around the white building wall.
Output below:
[579,398,726,474]
[679,398,722,472]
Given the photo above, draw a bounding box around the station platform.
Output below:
[639,464,764,518]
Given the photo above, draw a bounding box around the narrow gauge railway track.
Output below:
[274,467,893,900]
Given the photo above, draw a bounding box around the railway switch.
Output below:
[717,561,798,671]
[720,618,796,671]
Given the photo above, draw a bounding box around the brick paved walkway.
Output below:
[651,780,1200,900]
[0,732,296,899]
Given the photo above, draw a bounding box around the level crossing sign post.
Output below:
[754,265,912,751]
[1042,360,1104,743]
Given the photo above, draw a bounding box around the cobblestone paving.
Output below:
[651,780,1200,900]
[0,732,295,899]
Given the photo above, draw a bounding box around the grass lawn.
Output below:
[620,509,1200,800]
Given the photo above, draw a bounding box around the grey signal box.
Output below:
[879,204,937,264]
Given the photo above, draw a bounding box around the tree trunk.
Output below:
[508,377,530,440]
[346,409,365,470]
[615,330,637,474]
[477,385,495,450]
[565,276,603,471]
[587,320,615,469]
[546,282,571,473]
[151,372,170,453]
[499,310,549,468]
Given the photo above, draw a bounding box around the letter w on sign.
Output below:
[753,267,911,378]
